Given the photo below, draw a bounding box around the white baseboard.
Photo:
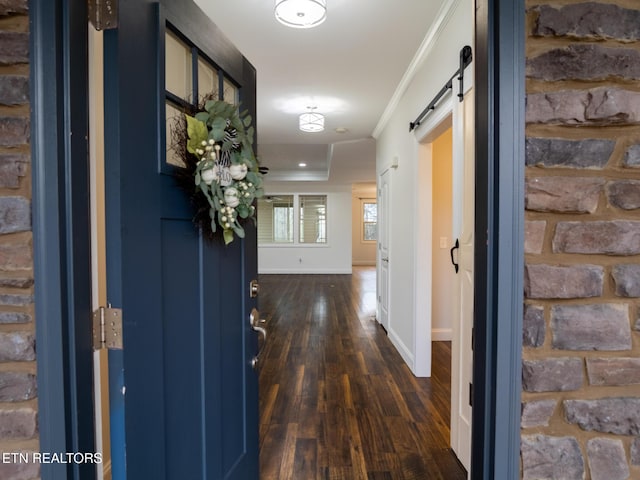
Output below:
[258,268,353,275]
[388,328,452,377]
[432,328,453,341]
[388,328,415,370]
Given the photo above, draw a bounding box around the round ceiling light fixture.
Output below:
[299,107,325,133]
[275,0,327,29]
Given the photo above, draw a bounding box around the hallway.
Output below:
[258,267,467,479]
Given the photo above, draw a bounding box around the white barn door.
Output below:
[450,81,474,475]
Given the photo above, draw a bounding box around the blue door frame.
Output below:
[471,0,525,479]
[30,0,525,478]
[30,0,96,479]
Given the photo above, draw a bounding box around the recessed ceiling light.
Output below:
[299,163,307,167]
[335,127,348,134]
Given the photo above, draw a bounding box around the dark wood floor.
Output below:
[258,267,467,480]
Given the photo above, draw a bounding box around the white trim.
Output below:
[388,328,415,370]
[352,261,375,266]
[325,143,334,180]
[260,243,331,248]
[258,268,353,275]
[413,141,432,378]
[377,159,398,176]
[413,91,454,143]
[432,328,453,341]
[412,97,456,379]
[372,0,461,138]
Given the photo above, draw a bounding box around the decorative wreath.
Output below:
[172,100,264,244]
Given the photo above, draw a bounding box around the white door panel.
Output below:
[450,87,474,475]
[378,169,390,331]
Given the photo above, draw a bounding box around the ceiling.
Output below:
[193,0,448,184]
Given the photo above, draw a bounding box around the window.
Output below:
[300,195,327,244]
[164,29,239,168]
[257,196,294,243]
[257,194,328,245]
[362,200,377,242]
[197,56,218,100]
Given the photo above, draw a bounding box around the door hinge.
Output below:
[469,382,473,407]
[88,0,118,31]
[92,306,123,350]
[250,279,260,298]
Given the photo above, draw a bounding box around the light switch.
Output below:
[440,237,448,249]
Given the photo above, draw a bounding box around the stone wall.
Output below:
[0,1,40,479]
[523,1,640,479]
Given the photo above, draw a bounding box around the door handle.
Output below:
[381,257,389,263]
[250,308,267,369]
[450,238,460,274]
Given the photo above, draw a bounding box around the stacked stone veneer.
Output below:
[522,2,640,479]
[0,1,39,479]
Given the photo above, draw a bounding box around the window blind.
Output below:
[299,195,327,244]
[257,195,294,243]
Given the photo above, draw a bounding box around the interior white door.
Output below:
[378,169,390,331]
[450,85,474,475]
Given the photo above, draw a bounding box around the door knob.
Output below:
[250,308,267,369]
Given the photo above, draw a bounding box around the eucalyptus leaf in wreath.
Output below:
[169,98,264,245]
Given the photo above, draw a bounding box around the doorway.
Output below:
[413,80,474,474]
[430,126,455,345]
[30,0,525,478]
[88,26,112,480]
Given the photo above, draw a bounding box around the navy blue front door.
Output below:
[103,1,259,478]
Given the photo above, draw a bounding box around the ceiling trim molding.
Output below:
[372,0,461,139]
[325,143,334,180]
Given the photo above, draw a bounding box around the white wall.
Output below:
[352,183,377,266]
[258,181,352,274]
[374,0,473,375]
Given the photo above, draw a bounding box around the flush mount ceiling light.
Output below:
[275,0,327,29]
[299,107,325,133]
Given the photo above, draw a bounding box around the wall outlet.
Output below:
[440,237,448,249]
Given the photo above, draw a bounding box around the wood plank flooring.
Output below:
[258,267,467,480]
